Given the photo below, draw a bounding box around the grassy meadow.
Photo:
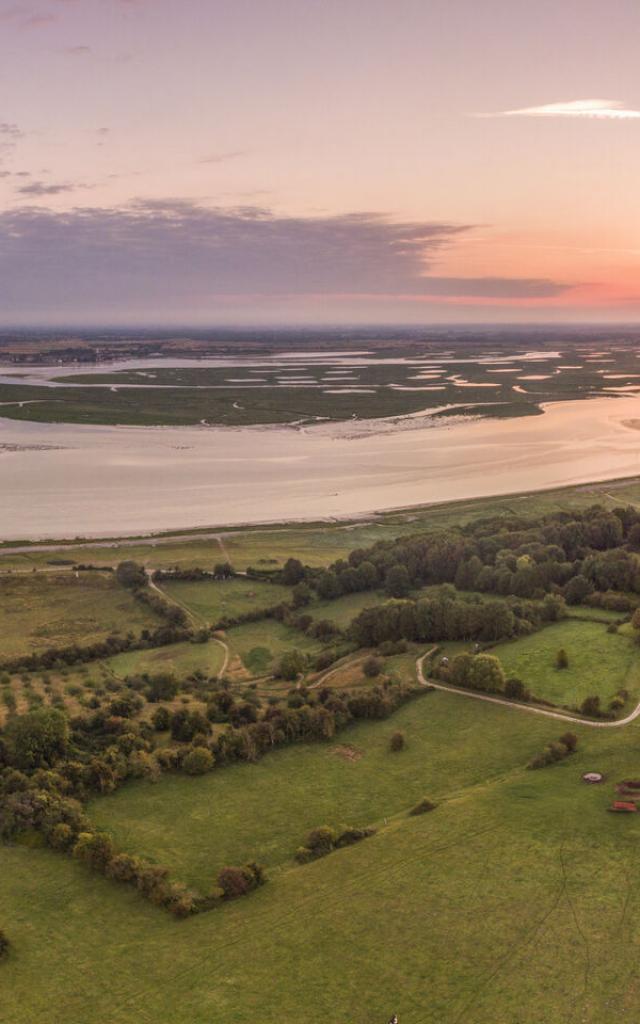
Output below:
[161,577,292,625]
[492,619,639,710]
[7,475,640,1022]
[0,572,160,658]
[3,690,640,1023]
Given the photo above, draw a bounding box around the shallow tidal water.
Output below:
[2,394,640,539]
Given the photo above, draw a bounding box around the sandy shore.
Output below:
[2,393,640,539]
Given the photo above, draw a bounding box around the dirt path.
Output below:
[415,651,640,729]
[307,651,371,690]
[147,571,230,678]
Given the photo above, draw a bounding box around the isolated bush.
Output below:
[555,648,569,670]
[409,798,437,816]
[389,730,405,752]
[182,747,214,775]
[0,929,9,959]
[363,656,383,679]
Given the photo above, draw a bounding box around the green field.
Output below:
[161,577,292,625]
[0,573,160,658]
[225,619,322,675]
[104,639,225,680]
[4,691,640,1023]
[492,619,639,709]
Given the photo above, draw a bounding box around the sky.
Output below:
[1,0,640,326]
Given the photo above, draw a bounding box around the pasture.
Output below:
[4,692,640,1023]
[161,577,292,625]
[0,572,160,659]
[492,619,639,710]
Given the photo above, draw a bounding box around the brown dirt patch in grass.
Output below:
[331,744,363,762]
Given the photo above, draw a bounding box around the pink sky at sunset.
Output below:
[1,0,639,324]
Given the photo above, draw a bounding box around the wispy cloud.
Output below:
[478,99,640,121]
[0,122,23,139]
[198,150,248,165]
[0,6,56,29]
[16,180,85,196]
[61,44,92,56]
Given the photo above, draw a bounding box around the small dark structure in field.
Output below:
[609,801,638,813]
[582,771,604,784]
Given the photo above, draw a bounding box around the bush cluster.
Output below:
[528,731,578,770]
[295,824,375,863]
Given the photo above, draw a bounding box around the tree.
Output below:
[276,649,306,681]
[182,747,214,775]
[555,648,569,669]
[115,560,147,590]
[146,673,178,703]
[213,561,234,579]
[291,582,312,608]
[317,571,341,600]
[385,564,411,598]
[282,558,305,586]
[0,929,9,959]
[469,654,506,693]
[504,677,529,701]
[4,708,69,770]
[362,656,383,678]
[631,607,640,632]
[628,523,640,550]
[564,575,593,606]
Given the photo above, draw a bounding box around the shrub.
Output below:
[389,730,405,752]
[409,798,437,816]
[334,826,376,847]
[362,656,383,678]
[305,826,337,856]
[528,731,578,769]
[182,747,214,775]
[581,694,601,718]
[555,648,569,670]
[72,831,115,873]
[0,929,9,959]
[48,822,74,850]
[146,673,178,703]
[151,705,171,731]
[217,862,265,900]
[558,731,578,753]
[504,677,530,702]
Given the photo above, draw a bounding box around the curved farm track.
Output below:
[415,652,640,729]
